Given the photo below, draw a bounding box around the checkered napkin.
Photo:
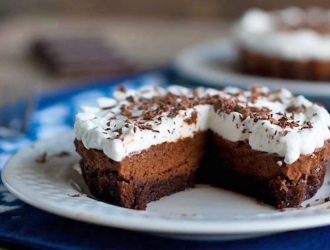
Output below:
[0,70,330,250]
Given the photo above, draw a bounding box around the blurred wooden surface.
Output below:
[0,15,229,93]
[2,0,330,19]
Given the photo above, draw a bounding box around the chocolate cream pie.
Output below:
[233,7,330,81]
[74,85,330,210]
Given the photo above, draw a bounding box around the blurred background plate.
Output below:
[174,39,330,97]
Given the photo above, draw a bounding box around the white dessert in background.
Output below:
[233,7,330,81]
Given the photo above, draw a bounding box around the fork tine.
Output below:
[21,84,40,133]
[0,82,40,137]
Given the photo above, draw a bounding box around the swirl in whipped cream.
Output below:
[233,7,330,60]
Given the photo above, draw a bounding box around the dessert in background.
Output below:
[74,84,330,210]
[233,7,330,81]
[32,36,136,80]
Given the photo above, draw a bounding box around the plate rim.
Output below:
[3,130,330,236]
[173,38,330,98]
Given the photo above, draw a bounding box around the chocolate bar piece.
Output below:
[32,37,136,79]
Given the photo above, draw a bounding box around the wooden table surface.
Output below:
[0,15,229,249]
[0,15,230,95]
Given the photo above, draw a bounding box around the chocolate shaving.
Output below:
[117,85,126,93]
[126,96,134,103]
[138,124,160,133]
[301,121,313,130]
[184,111,198,125]
[35,152,48,163]
[53,151,71,158]
[114,128,123,135]
[306,121,313,128]
[286,105,306,114]
[68,194,87,198]
[109,115,117,120]
[69,194,81,197]
[112,128,123,139]
[120,105,132,117]
[102,106,115,110]
[167,108,179,118]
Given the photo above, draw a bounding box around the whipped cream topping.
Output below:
[74,85,330,164]
[233,7,330,60]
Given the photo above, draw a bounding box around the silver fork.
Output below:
[0,83,40,138]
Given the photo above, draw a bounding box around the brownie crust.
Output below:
[80,161,194,210]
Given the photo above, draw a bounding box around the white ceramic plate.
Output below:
[3,131,330,241]
[174,39,330,97]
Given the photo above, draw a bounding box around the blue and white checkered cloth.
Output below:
[1,70,330,250]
